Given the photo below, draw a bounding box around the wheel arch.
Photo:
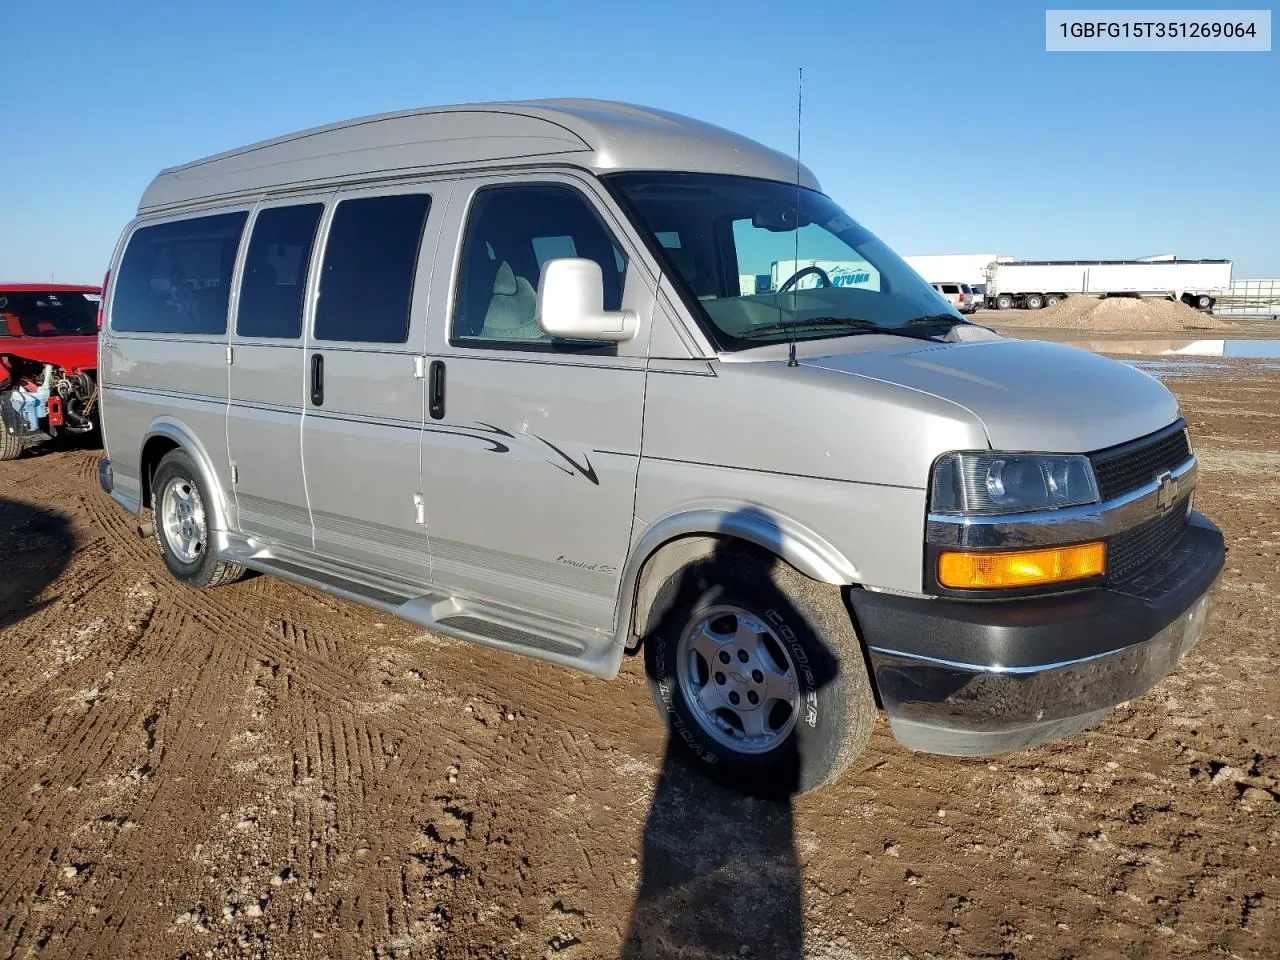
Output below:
[137,419,232,531]
[614,505,859,656]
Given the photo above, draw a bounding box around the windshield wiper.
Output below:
[904,314,967,327]
[741,317,953,342]
[739,317,879,339]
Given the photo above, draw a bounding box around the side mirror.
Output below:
[536,258,638,342]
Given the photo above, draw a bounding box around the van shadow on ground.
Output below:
[0,496,75,633]
[622,527,842,960]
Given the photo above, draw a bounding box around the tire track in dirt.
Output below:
[81,637,245,945]
[0,603,212,954]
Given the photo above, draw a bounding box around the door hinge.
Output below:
[413,355,427,380]
[230,462,239,484]
[226,345,234,365]
[413,492,425,525]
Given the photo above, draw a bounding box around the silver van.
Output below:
[96,100,1223,796]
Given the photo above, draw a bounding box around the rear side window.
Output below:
[314,193,431,344]
[237,204,324,339]
[941,284,960,294]
[113,212,248,335]
[452,184,626,346]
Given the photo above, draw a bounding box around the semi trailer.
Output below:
[984,259,1232,311]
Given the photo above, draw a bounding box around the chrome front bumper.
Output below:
[849,513,1224,756]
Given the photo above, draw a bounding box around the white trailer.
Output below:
[985,259,1232,311]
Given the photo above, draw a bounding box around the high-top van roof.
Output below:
[138,98,821,215]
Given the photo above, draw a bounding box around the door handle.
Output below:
[310,353,324,406]
[428,360,445,420]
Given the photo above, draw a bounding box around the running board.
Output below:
[229,551,417,613]
[216,533,615,677]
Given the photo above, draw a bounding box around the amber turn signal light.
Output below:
[937,542,1106,589]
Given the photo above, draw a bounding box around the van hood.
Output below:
[802,337,1180,453]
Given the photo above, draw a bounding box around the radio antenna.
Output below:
[787,66,803,368]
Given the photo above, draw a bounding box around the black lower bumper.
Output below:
[849,513,1225,756]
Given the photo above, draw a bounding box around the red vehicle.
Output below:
[0,283,101,460]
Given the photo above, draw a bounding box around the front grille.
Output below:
[1090,422,1191,501]
[1108,496,1191,582]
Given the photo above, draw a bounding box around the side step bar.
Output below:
[216,533,615,677]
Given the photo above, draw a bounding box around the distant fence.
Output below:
[1213,279,1280,319]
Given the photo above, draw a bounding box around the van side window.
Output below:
[452,185,626,346]
[237,204,324,339]
[314,193,432,344]
[112,212,248,335]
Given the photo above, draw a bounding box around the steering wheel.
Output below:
[778,265,833,294]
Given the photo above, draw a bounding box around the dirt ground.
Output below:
[977,310,1278,341]
[2,364,1278,960]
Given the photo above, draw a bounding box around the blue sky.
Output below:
[2,0,1276,283]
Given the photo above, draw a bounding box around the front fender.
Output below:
[606,502,859,673]
[634,503,858,585]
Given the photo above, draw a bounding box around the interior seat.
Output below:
[478,261,545,341]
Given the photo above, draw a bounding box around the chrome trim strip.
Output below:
[866,644,1121,675]
[927,456,1196,549]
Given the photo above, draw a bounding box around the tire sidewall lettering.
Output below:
[765,607,821,728]
[654,627,720,765]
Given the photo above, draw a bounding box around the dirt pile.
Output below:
[996,295,1237,332]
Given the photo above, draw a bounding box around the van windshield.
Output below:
[606,172,962,351]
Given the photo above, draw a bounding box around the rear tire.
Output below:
[642,545,876,798]
[994,294,1013,311]
[1044,294,1064,307]
[1195,294,1213,310]
[1024,294,1045,310]
[151,449,245,589]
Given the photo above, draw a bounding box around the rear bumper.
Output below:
[849,513,1224,756]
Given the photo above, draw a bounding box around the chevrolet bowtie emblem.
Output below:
[1156,470,1178,511]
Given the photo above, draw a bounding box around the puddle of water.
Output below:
[1225,339,1280,359]
[1126,359,1231,379]
[1066,337,1280,359]
[1062,337,1280,379]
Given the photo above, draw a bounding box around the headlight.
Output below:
[930,452,1100,515]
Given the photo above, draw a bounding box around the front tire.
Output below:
[642,545,876,797]
[994,294,1013,311]
[151,450,245,589]
[0,391,27,461]
[0,425,23,461]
